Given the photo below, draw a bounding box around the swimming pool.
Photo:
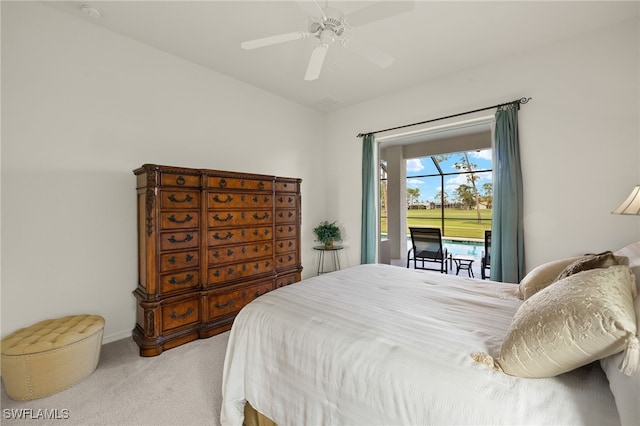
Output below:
[442,239,483,257]
[404,237,483,257]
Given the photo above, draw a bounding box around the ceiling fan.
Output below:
[240,1,415,81]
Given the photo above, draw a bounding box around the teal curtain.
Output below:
[491,106,525,283]
[361,134,376,264]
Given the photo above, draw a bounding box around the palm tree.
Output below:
[454,153,482,223]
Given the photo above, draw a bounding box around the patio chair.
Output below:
[407,227,448,273]
[481,230,491,279]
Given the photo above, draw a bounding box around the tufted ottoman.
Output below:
[1,315,105,401]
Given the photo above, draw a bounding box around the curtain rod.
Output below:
[356,97,532,138]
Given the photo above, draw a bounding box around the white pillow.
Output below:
[599,294,640,426]
[601,241,640,426]
[496,265,638,378]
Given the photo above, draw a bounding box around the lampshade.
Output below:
[612,185,640,215]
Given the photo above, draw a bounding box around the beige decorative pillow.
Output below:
[555,250,619,281]
[516,256,581,300]
[496,265,638,378]
[599,294,640,426]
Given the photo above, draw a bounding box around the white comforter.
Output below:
[221,264,619,425]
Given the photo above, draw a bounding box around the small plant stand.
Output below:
[313,245,343,275]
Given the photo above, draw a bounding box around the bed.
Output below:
[221,243,640,426]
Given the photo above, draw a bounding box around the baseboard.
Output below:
[102,329,132,344]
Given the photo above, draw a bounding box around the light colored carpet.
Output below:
[1,331,229,425]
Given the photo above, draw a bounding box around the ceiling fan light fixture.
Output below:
[320,29,336,45]
[308,21,323,33]
[240,0,413,80]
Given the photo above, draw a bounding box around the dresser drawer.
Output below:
[207,176,273,191]
[162,298,200,332]
[208,210,273,228]
[275,194,297,208]
[160,231,199,251]
[159,269,200,296]
[275,238,297,254]
[208,242,272,265]
[160,190,200,209]
[160,211,199,230]
[160,250,199,272]
[275,180,298,193]
[275,224,297,239]
[206,279,273,320]
[207,259,274,285]
[275,209,297,224]
[208,226,272,247]
[160,172,200,188]
[275,253,297,269]
[209,192,272,209]
[275,272,299,288]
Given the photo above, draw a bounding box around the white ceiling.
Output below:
[45,1,639,112]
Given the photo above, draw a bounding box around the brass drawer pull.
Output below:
[169,307,193,319]
[212,195,233,203]
[253,213,269,220]
[213,213,233,222]
[169,254,194,264]
[168,214,193,224]
[169,274,193,285]
[212,232,233,240]
[212,249,233,258]
[176,176,186,185]
[215,299,233,309]
[168,234,193,244]
[168,194,193,203]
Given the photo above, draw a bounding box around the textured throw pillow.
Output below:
[599,294,640,426]
[555,250,619,281]
[495,265,638,378]
[516,256,581,300]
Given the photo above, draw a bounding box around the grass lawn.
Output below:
[382,208,491,240]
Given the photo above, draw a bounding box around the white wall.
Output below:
[326,18,640,272]
[2,3,639,344]
[1,2,327,342]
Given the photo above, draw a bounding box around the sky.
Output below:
[405,149,492,204]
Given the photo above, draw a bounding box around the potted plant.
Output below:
[313,220,342,249]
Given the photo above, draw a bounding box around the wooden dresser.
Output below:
[133,164,302,356]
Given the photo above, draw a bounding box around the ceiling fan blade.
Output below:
[295,0,326,20]
[304,45,328,81]
[346,37,394,68]
[241,32,307,50]
[346,1,415,27]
